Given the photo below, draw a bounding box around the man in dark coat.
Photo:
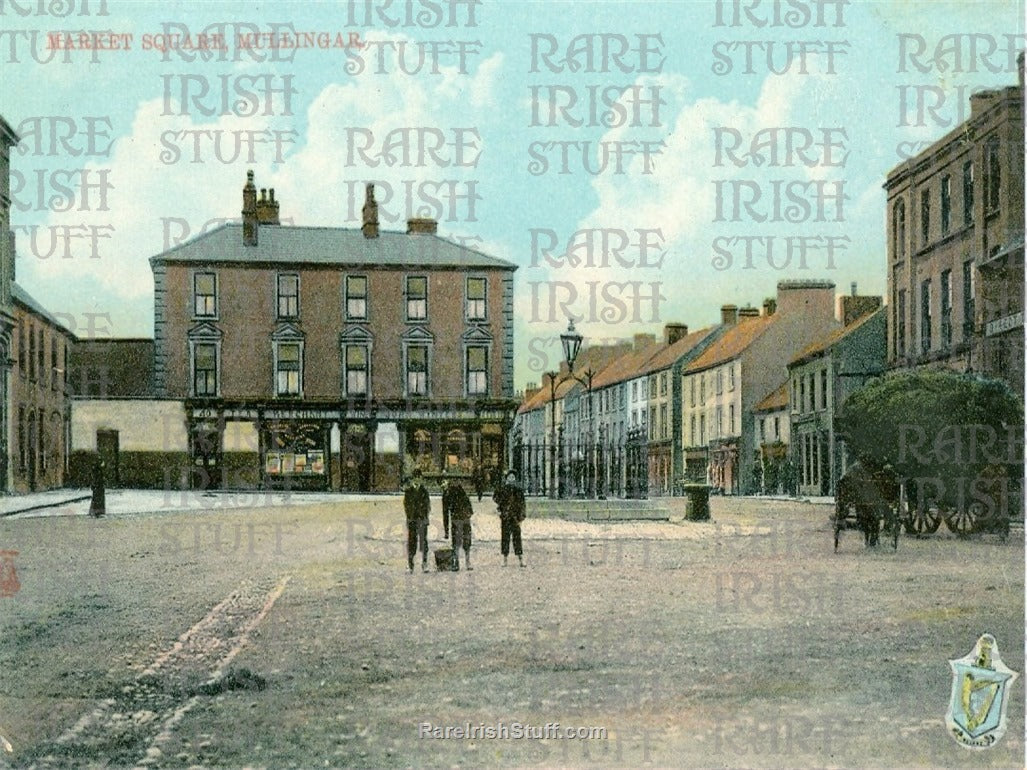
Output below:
[449,481,474,571]
[494,469,525,567]
[472,465,485,502]
[89,457,106,518]
[440,472,454,539]
[404,470,431,572]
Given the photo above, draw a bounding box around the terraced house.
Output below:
[681,282,839,494]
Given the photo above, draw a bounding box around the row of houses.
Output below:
[512,56,1024,499]
[512,281,886,498]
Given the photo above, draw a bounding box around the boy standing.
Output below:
[494,470,525,567]
[404,470,431,573]
[449,481,474,571]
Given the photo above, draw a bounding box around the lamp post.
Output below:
[544,321,599,499]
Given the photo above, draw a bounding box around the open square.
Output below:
[0,495,1022,768]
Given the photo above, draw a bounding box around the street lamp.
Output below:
[546,321,599,499]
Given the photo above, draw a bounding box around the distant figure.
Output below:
[89,457,106,518]
[494,469,525,567]
[472,465,485,502]
[448,481,474,571]
[404,470,431,573]
[440,471,453,539]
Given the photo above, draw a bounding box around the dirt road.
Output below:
[0,495,1022,768]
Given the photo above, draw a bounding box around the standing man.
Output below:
[404,469,431,573]
[472,464,485,502]
[440,471,453,539]
[495,469,525,567]
[89,456,106,518]
[449,480,474,571]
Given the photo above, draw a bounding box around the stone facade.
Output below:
[885,55,1024,397]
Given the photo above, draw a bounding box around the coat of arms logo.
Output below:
[946,634,1018,749]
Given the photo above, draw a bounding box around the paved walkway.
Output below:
[0,488,390,519]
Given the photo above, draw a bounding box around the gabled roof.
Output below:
[640,326,720,375]
[590,341,665,390]
[516,344,627,414]
[150,223,517,270]
[754,381,789,413]
[684,316,776,374]
[789,307,885,367]
[12,283,75,338]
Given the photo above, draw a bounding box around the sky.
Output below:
[1,0,1024,390]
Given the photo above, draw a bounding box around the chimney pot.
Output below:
[407,218,438,235]
[720,304,739,326]
[664,323,688,345]
[362,183,379,239]
[242,169,258,246]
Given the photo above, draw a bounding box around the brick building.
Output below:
[0,115,16,491]
[1,114,75,494]
[885,54,1024,397]
[9,286,73,492]
[145,173,518,491]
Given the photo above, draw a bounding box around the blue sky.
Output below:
[2,0,1024,388]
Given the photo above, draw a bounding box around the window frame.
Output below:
[405,275,428,322]
[465,276,487,322]
[962,160,974,227]
[344,343,370,397]
[191,340,220,398]
[276,273,300,320]
[405,344,430,397]
[274,340,303,398]
[465,344,489,397]
[920,187,931,246]
[193,271,218,319]
[345,275,368,321]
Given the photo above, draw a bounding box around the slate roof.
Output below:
[684,316,776,373]
[789,307,884,367]
[149,223,517,270]
[12,283,75,337]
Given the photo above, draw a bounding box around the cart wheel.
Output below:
[905,505,941,535]
[945,503,980,537]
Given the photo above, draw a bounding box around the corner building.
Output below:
[151,174,518,491]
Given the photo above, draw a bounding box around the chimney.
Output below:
[242,170,257,246]
[255,187,280,225]
[762,297,776,316]
[775,280,835,319]
[633,333,656,351]
[738,306,760,318]
[362,183,379,239]
[1019,50,1024,93]
[523,383,540,401]
[407,217,438,235]
[841,294,883,326]
[720,304,739,325]
[664,323,688,345]
[851,281,857,296]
